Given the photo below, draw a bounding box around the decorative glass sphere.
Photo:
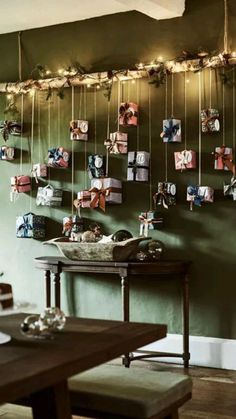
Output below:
[39,307,66,331]
[112,230,133,242]
[147,240,164,260]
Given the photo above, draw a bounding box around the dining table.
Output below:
[0,313,167,419]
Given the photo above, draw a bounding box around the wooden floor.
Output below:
[76,359,236,419]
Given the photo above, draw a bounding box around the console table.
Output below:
[34,257,191,368]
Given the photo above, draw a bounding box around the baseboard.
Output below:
[136,334,236,370]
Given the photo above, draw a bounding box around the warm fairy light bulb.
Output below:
[46,70,51,75]
[231,51,236,57]
[131,79,136,84]
[58,68,64,75]
[186,79,190,83]
[29,89,35,96]
[87,84,91,88]
[7,94,13,100]
[150,61,154,65]
[158,56,163,61]
[96,85,100,89]
[138,63,144,69]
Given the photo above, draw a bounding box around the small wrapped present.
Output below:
[88,154,105,178]
[224,177,236,200]
[0,120,22,142]
[201,108,220,133]
[62,215,84,237]
[47,147,70,168]
[127,151,150,182]
[74,190,92,209]
[10,175,31,194]
[187,185,214,210]
[36,184,63,207]
[32,163,47,183]
[90,178,122,212]
[70,120,88,141]
[174,150,196,171]
[16,212,45,239]
[214,146,234,172]
[119,102,138,126]
[139,211,164,237]
[104,132,128,154]
[0,146,14,160]
[153,182,176,209]
[160,118,181,143]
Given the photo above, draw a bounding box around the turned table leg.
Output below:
[53,272,61,309]
[44,270,51,307]
[183,274,190,368]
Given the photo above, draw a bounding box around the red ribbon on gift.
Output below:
[90,187,122,212]
[139,213,163,237]
[214,145,235,174]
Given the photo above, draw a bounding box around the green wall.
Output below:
[0,0,236,339]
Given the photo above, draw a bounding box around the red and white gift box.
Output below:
[10,175,31,194]
[214,146,234,171]
[104,132,128,154]
[119,102,138,126]
[90,178,122,212]
[74,190,92,209]
[174,150,197,171]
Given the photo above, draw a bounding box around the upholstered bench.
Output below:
[1,364,192,419]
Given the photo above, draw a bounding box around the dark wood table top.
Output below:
[34,256,191,275]
[0,314,167,405]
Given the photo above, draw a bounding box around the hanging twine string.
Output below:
[171,73,174,117]
[18,32,22,81]
[38,93,41,163]
[148,83,152,210]
[29,92,35,211]
[105,100,110,177]
[71,86,75,215]
[224,0,229,53]
[198,73,202,185]
[20,94,24,174]
[222,67,225,146]
[117,80,121,132]
[127,80,130,102]
[78,86,82,120]
[94,86,97,153]
[84,85,87,188]
[164,75,168,182]
[57,95,61,145]
[48,97,51,183]
[233,68,236,163]
[209,69,212,108]
[136,78,140,150]
[184,72,187,149]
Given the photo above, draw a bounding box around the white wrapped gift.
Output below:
[36,184,63,207]
[90,178,122,211]
[127,151,150,182]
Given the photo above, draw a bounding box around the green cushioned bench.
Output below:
[1,364,192,419]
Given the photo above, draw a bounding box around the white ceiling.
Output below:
[0,0,185,34]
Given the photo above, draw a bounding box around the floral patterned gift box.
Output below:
[174,150,196,170]
[16,212,45,239]
[70,120,88,141]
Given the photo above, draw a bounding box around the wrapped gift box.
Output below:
[224,177,236,200]
[119,102,138,126]
[32,163,47,181]
[16,212,45,239]
[0,146,14,160]
[70,120,88,141]
[154,182,176,208]
[160,118,181,143]
[174,150,196,170]
[36,184,63,207]
[74,190,92,209]
[187,185,214,210]
[0,120,22,141]
[62,215,84,237]
[139,211,164,237]
[214,146,233,171]
[127,151,150,182]
[47,147,70,168]
[104,132,128,154]
[11,175,31,194]
[90,178,122,211]
[88,154,105,178]
[201,108,220,133]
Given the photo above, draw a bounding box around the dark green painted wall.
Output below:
[0,0,236,339]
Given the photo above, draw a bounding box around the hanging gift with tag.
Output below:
[0,146,15,160]
[201,108,220,133]
[153,182,176,209]
[160,118,181,143]
[104,132,128,154]
[62,215,84,237]
[174,150,196,171]
[47,147,70,168]
[70,120,88,141]
[88,154,105,178]
[10,175,31,202]
[16,212,45,239]
[90,178,122,211]
[36,184,63,207]
[0,120,22,142]
[127,151,150,181]
[74,190,92,209]
[119,102,138,126]
[186,185,214,210]
[224,177,236,200]
[139,211,163,237]
[213,145,234,172]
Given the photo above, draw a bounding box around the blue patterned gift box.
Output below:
[160,118,181,143]
[16,212,45,239]
[88,154,105,178]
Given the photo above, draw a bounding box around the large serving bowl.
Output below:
[44,237,147,262]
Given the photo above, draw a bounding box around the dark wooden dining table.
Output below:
[0,314,167,419]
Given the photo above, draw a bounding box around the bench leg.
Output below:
[164,410,179,419]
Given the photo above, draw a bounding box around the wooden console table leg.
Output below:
[45,270,51,307]
[31,380,71,419]
[53,272,61,309]
[183,274,190,368]
[120,270,131,367]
